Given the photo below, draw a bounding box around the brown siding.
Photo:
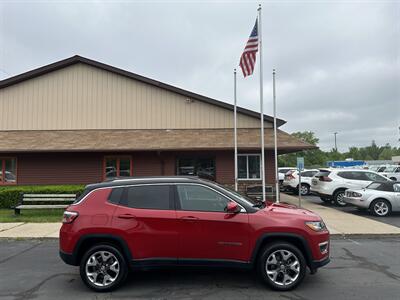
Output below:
[16,152,103,185]
[7,150,277,187]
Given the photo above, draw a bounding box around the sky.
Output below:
[0,0,399,152]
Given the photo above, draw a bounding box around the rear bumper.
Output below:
[59,250,79,266]
[311,191,332,199]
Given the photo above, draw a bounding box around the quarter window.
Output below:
[121,185,172,210]
[0,158,17,185]
[238,154,261,180]
[177,185,230,212]
[104,156,132,179]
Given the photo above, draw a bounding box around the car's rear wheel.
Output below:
[370,199,391,217]
[333,190,347,207]
[257,242,306,291]
[80,244,128,292]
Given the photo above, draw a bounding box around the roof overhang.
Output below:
[0,129,316,154]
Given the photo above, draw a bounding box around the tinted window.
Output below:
[364,172,388,182]
[337,171,354,179]
[176,157,215,181]
[177,185,230,212]
[122,185,171,210]
[108,188,124,204]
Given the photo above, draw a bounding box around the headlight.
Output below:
[348,191,362,197]
[305,221,326,232]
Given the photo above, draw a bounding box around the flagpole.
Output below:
[258,4,266,202]
[273,69,279,203]
[234,69,238,191]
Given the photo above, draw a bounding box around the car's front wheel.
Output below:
[333,190,347,207]
[257,242,306,291]
[80,244,128,292]
[370,199,391,217]
[298,184,310,196]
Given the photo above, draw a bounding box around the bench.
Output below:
[14,193,77,215]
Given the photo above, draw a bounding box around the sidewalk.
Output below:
[1,195,400,238]
[280,193,400,236]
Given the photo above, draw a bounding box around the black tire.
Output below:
[298,184,310,196]
[333,189,347,207]
[370,199,392,217]
[257,242,307,291]
[320,197,331,203]
[80,244,128,292]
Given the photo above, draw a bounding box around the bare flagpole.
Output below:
[258,4,266,202]
[234,69,238,191]
[273,69,279,203]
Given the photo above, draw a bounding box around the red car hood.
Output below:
[262,201,321,219]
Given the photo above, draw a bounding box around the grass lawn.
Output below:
[0,209,63,223]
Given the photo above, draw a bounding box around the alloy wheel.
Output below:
[373,201,389,216]
[335,192,346,206]
[265,249,300,286]
[300,185,308,196]
[85,251,120,287]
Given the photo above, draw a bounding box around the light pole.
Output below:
[334,132,338,151]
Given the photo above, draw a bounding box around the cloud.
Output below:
[0,1,399,152]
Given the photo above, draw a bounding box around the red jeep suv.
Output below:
[60,177,330,292]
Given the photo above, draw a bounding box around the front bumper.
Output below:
[310,256,330,273]
[343,196,369,208]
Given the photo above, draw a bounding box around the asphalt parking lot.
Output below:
[0,238,399,300]
[289,192,400,228]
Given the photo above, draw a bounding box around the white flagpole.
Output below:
[273,69,279,203]
[234,69,238,191]
[258,4,266,202]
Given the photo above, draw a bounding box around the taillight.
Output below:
[62,211,79,224]
[288,174,296,180]
[319,176,332,182]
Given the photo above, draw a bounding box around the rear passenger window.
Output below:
[121,185,171,210]
[108,188,124,204]
[337,172,353,179]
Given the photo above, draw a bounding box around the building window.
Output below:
[176,157,216,181]
[104,156,132,180]
[0,158,17,185]
[238,154,261,180]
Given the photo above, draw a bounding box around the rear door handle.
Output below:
[180,216,199,221]
[117,214,136,219]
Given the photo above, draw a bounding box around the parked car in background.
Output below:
[283,169,319,196]
[60,177,330,292]
[343,181,400,217]
[278,167,296,184]
[381,165,400,182]
[310,169,391,206]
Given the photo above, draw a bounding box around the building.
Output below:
[0,56,315,191]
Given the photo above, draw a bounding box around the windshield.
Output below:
[215,183,260,208]
[384,166,398,172]
[366,182,382,190]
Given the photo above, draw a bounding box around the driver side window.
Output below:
[177,185,230,212]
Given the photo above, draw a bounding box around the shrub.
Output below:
[0,185,85,209]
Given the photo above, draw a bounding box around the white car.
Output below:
[344,181,400,217]
[278,167,296,183]
[310,168,391,206]
[381,165,400,182]
[282,169,319,196]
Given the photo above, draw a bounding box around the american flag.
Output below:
[239,19,259,77]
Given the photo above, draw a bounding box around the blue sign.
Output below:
[297,157,304,171]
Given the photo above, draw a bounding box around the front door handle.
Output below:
[117,214,136,219]
[180,216,199,221]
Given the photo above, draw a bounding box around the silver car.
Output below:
[343,181,400,217]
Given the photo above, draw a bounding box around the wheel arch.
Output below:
[73,234,133,266]
[250,233,313,271]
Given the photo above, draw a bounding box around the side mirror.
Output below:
[226,201,240,214]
